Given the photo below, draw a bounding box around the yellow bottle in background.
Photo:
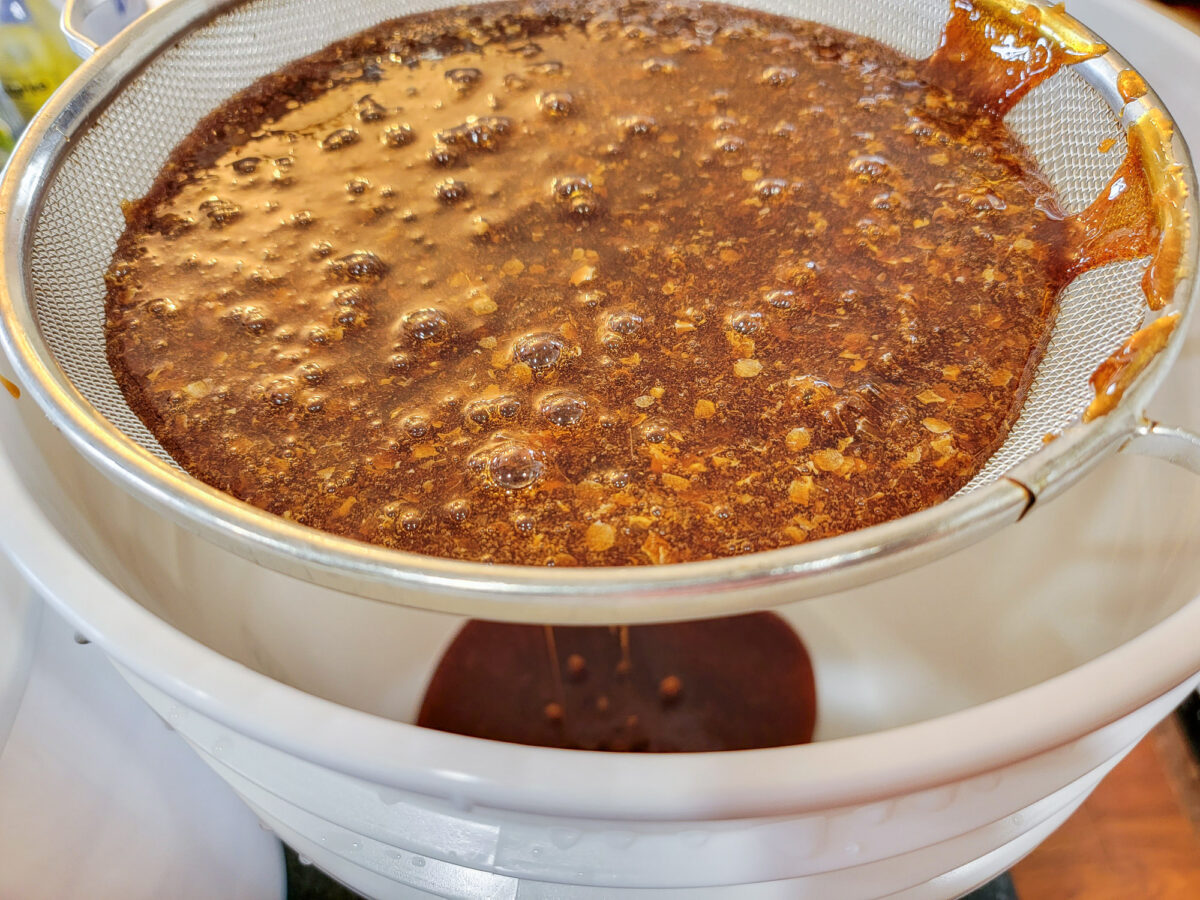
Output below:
[0,0,78,126]
[0,118,14,168]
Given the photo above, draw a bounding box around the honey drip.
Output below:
[927,0,1192,425]
[1116,69,1148,105]
[1061,108,1190,418]
[1067,109,1187,311]
[0,375,19,399]
[922,0,1106,116]
[1085,313,1178,422]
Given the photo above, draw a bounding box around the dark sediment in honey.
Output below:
[104,0,1180,566]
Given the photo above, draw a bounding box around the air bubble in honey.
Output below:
[147,298,178,318]
[382,124,415,147]
[265,376,297,406]
[540,390,589,426]
[329,251,387,282]
[481,441,545,491]
[607,310,643,334]
[444,117,513,153]
[848,154,890,181]
[764,289,794,309]
[403,307,451,343]
[502,72,530,92]
[617,115,657,137]
[199,197,241,227]
[445,67,483,91]
[538,91,576,117]
[436,179,470,204]
[398,508,424,531]
[513,332,566,371]
[643,58,678,75]
[637,419,671,443]
[497,395,522,418]
[356,95,386,122]
[443,499,471,523]
[761,66,798,85]
[729,310,762,334]
[321,129,360,151]
[754,178,787,199]
[401,413,431,438]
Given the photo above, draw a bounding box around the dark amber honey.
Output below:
[105,0,1180,566]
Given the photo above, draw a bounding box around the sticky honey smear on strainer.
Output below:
[922,0,1190,423]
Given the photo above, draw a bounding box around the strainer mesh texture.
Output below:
[28,0,1144,489]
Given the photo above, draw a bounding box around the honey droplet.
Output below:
[658,674,683,702]
[1117,69,1148,104]
[566,653,587,678]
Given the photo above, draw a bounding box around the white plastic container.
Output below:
[0,562,284,899]
[0,0,1198,896]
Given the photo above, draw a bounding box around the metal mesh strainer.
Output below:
[1,0,1198,623]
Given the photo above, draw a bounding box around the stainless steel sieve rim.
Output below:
[1,0,1198,625]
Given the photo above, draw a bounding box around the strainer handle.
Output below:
[61,0,148,59]
[1123,422,1200,476]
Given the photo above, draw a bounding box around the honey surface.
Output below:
[106,0,1078,565]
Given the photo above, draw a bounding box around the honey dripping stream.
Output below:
[924,0,1189,423]
[420,615,817,751]
[540,624,638,729]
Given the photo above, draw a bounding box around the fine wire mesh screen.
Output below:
[28,0,1144,491]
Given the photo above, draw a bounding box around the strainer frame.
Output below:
[1,0,1197,624]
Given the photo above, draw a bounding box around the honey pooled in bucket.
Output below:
[104,0,1183,566]
[418,613,817,751]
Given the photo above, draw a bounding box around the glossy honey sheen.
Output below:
[105,0,1166,566]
